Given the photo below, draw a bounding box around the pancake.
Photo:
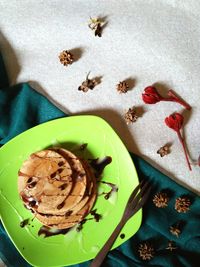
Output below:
[35,150,97,229]
[18,148,97,229]
[35,182,97,229]
[69,159,95,215]
[18,150,74,212]
[37,148,88,215]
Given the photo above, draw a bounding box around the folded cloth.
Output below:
[0,56,199,267]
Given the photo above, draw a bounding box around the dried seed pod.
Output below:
[88,17,104,37]
[175,197,191,213]
[59,50,74,66]
[157,145,170,157]
[166,241,177,251]
[117,81,129,93]
[78,73,99,92]
[138,242,154,260]
[124,107,138,124]
[153,192,169,208]
[170,224,181,237]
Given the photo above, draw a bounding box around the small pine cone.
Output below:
[117,81,129,93]
[138,242,154,260]
[153,192,169,208]
[170,225,181,237]
[124,107,138,124]
[59,50,74,66]
[175,197,191,213]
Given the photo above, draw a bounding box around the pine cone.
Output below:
[157,145,169,157]
[124,107,138,124]
[153,192,169,208]
[170,225,181,237]
[117,81,129,93]
[175,197,191,213]
[59,50,73,66]
[138,242,154,260]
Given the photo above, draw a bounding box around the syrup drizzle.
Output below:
[20,219,29,228]
[38,225,71,238]
[76,209,102,232]
[98,181,118,200]
[89,156,112,179]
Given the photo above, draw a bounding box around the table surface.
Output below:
[0,0,199,194]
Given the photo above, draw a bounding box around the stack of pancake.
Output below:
[18,148,97,229]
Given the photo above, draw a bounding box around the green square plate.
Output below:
[0,115,141,267]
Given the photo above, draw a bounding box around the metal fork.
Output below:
[90,180,151,267]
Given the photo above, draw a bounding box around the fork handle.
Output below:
[90,218,126,267]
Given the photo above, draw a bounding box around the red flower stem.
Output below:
[168,90,191,110]
[160,97,176,102]
[177,130,192,171]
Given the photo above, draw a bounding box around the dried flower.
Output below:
[78,73,99,92]
[153,192,169,208]
[124,107,138,124]
[165,113,192,171]
[166,241,177,251]
[138,242,154,260]
[175,197,191,213]
[59,50,73,66]
[142,86,191,110]
[157,145,170,157]
[142,86,162,104]
[117,81,129,93]
[165,112,183,132]
[170,223,181,237]
[88,17,103,37]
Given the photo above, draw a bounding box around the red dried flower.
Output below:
[165,112,183,132]
[165,113,192,171]
[142,86,191,110]
[142,86,162,104]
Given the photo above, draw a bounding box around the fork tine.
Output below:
[132,185,152,214]
[126,180,144,206]
[139,181,150,198]
[128,181,150,209]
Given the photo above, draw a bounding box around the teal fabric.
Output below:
[0,55,199,267]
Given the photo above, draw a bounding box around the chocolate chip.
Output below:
[58,161,64,167]
[50,172,57,178]
[27,177,33,183]
[58,168,64,174]
[57,201,65,210]
[59,183,68,190]
[29,200,36,207]
[65,210,72,217]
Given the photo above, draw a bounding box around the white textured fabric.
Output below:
[0,0,199,194]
